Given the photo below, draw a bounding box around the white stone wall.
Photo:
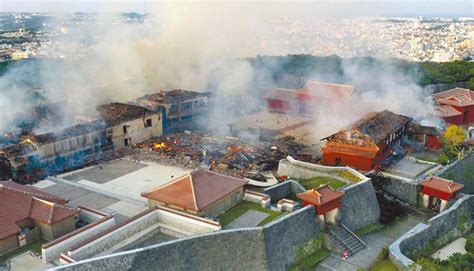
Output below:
[42,216,115,263]
[78,208,110,224]
[244,191,271,208]
[67,207,220,261]
[278,156,369,183]
[156,207,221,236]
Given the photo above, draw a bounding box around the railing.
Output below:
[340,223,367,248]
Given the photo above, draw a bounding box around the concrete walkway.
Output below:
[317,215,423,270]
[431,237,467,260]
[225,210,269,229]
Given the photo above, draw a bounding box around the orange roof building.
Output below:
[433,88,474,125]
[142,170,248,217]
[297,185,345,215]
[0,181,79,255]
[321,110,411,171]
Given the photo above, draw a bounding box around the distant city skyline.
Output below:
[1,0,473,18]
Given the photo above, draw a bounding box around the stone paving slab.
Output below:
[226,210,269,229]
[316,254,364,271]
[362,234,395,249]
[62,159,148,184]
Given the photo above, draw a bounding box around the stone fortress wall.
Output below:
[51,205,321,271]
[390,195,474,270]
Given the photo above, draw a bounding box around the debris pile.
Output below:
[135,132,306,179]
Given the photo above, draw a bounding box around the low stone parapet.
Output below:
[244,190,271,207]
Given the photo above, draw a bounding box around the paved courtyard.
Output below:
[317,214,423,270]
[59,158,191,203]
[383,156,437,180]
[63,159,148,184]
[32,179,145,223]
[32,157,192,222]
[226,210,269,229]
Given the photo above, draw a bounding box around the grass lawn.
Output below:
[299,177,347,190]
[355,223,385,236]
[290,248,331,271]
[370,259,399,271]
[0,239,46,262]
[218,201,283,227]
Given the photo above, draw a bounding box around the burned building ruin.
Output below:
[0,103,162,183]
[136,89,211,133]
[321,110,412,171]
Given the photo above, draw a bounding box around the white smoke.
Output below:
[0,3,443,140]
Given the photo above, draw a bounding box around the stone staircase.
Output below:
[327,224,366,257]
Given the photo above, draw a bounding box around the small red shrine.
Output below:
[420,176,463,212]
[297,185,344,224]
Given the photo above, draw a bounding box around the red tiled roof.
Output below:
[297,184,344,206]
[298,81,355,100]
[420,176,464,194]
[435,105,463,117]
[433,88,474,107]
[0,181,79,240]
[141,170,248,212]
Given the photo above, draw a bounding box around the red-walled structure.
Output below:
[420,176,463,202]
[264,87,300,114]
[433,88,474,125]
[425,135,442,150]
[321,110,411,171]
[264,81,355,115]
[297,185,345,215]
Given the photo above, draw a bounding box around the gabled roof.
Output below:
[433,88,474,107]
[298,81,355,100]
[141,170,248,212]
[435,105,463,117]
[0,181,79,240]
[420,176,464,194]
[297,184,344,206]
[324,110,411,146]
[264,87,299,102]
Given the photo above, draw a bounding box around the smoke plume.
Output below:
[0,3,441,141]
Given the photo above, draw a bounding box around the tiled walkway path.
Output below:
[317,215,423,270]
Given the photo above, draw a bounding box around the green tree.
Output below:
[440,125,467,160]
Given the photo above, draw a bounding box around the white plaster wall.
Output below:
[68,211,159,260]
[42,217,115,263]
[244,192,271,208]
[156,209,220,235]
[79,209,109,224]
[278,156,368,184]
[68,208,219,261]
[325,208,340,224]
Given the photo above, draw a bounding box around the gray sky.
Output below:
[1,1,473,17]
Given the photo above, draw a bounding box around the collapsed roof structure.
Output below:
[321,110,412,171]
